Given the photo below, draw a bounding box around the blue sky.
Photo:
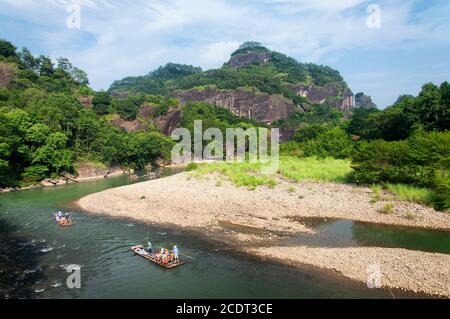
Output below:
[1,0,449,108]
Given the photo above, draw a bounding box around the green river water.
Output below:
[0,169,448,299]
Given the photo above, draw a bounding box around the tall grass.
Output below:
[191,157,441,209]
[370,184,383,203]
[192,156,353,189]
[385,183,438,206]
[192,161,278,190]
[279,157,353,183]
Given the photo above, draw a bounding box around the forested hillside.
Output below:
[0,39,176,188]
[0,40,266,188]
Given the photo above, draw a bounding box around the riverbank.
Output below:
[77,172,450,297]
[0,168,128,194]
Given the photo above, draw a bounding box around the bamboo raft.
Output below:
[131,245,185,269]
[54,214,73,227]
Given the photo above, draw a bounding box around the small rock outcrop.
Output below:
[0,62,16,88]
[228,51,272,68]
[355,92,376,108]
[295,84,355,113]
[109,106,182,136]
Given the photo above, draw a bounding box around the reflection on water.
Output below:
[287,217,450,254]
[0,171,440,299]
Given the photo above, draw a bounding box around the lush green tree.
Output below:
[346,107,379,137]
[37,56,55,76]
[31,132,74,177]
[302,127,353,159]
[18,47,38,71]
[92,91,112,115]
[0,39,17,58]
[293,124,329,143]
[351,129,450,210]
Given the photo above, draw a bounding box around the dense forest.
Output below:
[0,40,176,187]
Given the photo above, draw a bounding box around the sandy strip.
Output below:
[77,172,450,297]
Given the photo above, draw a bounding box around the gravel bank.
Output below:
[77,172,450,297]
[253,246,450,298]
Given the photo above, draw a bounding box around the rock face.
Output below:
[295,84,355,112]
[138,106,182,136]
[228,52,272,68]
[174,86,297,124]
[109,106,182,136]
[0,63,16,88]
[355,92,377,108]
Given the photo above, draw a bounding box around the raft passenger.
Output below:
[173,245,179,260]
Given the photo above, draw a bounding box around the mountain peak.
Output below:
[228,41,272,68]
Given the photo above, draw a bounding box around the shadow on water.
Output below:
[0,218,45,299]
[286,217,450,254]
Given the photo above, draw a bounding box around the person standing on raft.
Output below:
[173,245,179,260]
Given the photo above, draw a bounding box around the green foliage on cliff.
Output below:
[0,40,174,188]
[273,104,344,128]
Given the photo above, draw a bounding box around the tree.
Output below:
[57,57,73,73]
[0,39,17,58]
[18,47,38,71]
[31,132,74,176]
[92,91,112,115]
[347,107,379,137]
[71,67,89,85]
[38,56,55,76]
[239,41,262,50]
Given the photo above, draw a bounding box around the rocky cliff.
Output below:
[227,51,272,68]
[0,62,16,88]
[355,92,376,108]
[109,105,182,136]
[109,42,362,131]
[295,83,354,112]
[174,86,297,124]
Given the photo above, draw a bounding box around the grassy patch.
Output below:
[370,184,383,203]
[186,163,198,171]
[404,211,418,221]
[385,183,438,207]
[192,161,278,190]
[287,186,296,193]
[379,203,395,215]
[191,156,352,190]
[278,157,353,183]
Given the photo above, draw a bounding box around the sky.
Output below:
[0,0,449,108]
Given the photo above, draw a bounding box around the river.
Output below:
[0,169,446,299]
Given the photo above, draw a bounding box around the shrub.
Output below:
[379,203,395,215]
[186,163,198,171]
